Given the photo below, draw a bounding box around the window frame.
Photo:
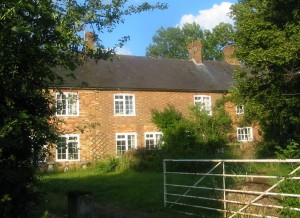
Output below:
[194,95,212,115]
[55,92,79,116]
[114,94,136,116]
[144,132,163,150]
[56,134,80,162]
[236,104,244,115]
[116,132,137,154]
[237,127,253,142]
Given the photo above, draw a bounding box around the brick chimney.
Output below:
[223,45,239,65]
[187,41,203,65]
[84,31,95,49]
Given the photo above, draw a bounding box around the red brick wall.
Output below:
[50,90,224,162]
[224,101,261,143]
[50,89,260,163]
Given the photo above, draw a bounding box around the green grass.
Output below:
[39,169,189,217]
[40,162,300,217]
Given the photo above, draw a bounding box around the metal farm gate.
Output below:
[163,159,300,217]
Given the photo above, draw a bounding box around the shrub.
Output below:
[275,140,300,159]
[275,140,300,217]
[98,157,120,173]
[124,148,162,172]
[151,103,232,159]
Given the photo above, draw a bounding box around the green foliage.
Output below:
[151,103,232,159]
[152,105,197,156]
[275,141,300,217]
[124,148,163,172]
[151,105,184,131]
[96,149,164,173]
[203,22,235,60]
[189,103,232,151]
[275,140,300,215]
[230,0,300,154]
[98,157,120,173]
[0,0,167,217]
[146,26,189,59]
[279,179,300,217]
[146,22,235,60]
[230,2,300,214]
[276,141,300,159]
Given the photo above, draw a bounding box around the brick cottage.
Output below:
[47,36,260,167]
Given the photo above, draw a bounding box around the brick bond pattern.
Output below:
[50,89,260,163]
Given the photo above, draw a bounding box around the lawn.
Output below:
[40,161,298,217]
[39,169,190,217]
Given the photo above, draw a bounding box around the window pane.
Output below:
[194,95,211,114]
[117,135,125,139]
[57,135,79,161]
[68,141,78,160]
[115,101,124,114]
[56,94,67,115]
[125,96,133,115]
[57,137,67,160]
[236,105,244,115]
[117,136,126,154]
[203,97,211,112]
[115,95,123,100]
[127,135,135,149]
[68,94,78,115]
[237,127,253,142]
[146,139,154,150]
[145,133,162,150]
[115,95,127,115]
[194,96,201,101]
[114,95,135,116]
[56,93,78,116]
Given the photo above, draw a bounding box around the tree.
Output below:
[0,0,167,217]
[204,22,235,60]
[146,23,202,59]
[146,22,235,60]
[230,0,300,155]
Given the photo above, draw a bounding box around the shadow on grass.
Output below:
[39,170,193,217]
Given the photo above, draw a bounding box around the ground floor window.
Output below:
[116,133,137,154]
[144,132,163,150]
[237,127,253,142]
[56,134,80,161]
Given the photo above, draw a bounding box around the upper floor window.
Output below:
[56,134,80,161]
[56,92,79,116]
[114,94,135,116]
[116,133,137,154]
[194,95,212,115]
[144,132,163,150]
[237,127,253,142]
[236,104,244,115]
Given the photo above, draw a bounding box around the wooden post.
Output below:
[68,190,96,218]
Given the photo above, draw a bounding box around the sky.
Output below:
[100,0,237,56]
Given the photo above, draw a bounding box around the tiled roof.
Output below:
[54,55,237,92]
